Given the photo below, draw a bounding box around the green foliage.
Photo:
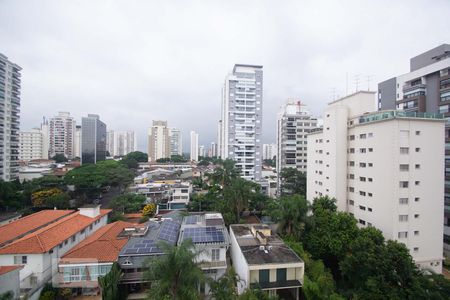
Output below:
[208,159,240,187]
[145,240,204,300]
[51,153,68,163]
[263,158,275,168]
[221,177,259,224]
[279,167,306,196]
[238,288,279,300]
[311,195,337,213]
[208,268,239,300]
[124,151,148,163]
[267,194,308,238]
[0,180,25,210]
[45,192,71,209]
[156,155,188,163]
[98,262,125,300]
[0,291,13,300]
[120,157,138,169]
[110,193,146,213]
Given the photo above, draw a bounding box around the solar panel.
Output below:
[134,243,146,248]
[143,239,154,243]
[185,215,198,225]
[124,248,138,254]
[183,227,225,243]
[157,220,181,244]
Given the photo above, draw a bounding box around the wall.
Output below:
[229,228,249,294]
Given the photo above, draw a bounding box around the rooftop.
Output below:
[0,210,74,247]
[230,224,303,265]
[356,110,445,126]
[0,209,111,254]
[60,221,136,264]
[178,213,229,246]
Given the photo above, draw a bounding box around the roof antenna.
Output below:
[366,75,373,91]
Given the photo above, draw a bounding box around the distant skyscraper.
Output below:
[217,120,223,158]
[49,112,76,159]
[199,145,205,158]
[107,130,137,157]
[0,54,21,181]
[148,120,170,162]
[19,128,45,161]
[81,114,106,164]
[210,142,217,158]
[190,131,199,161]
[169,128,183,156]
[74,125,81,158]
[220,64,263,181]
[262,143,276,160]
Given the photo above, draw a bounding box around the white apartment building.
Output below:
[169,128,182,156]
[148,120,170,162]
[190,130,199,161]
[106,130,137,157]
[217,120,223,158]
[0,53,21,181]
[220,64,263,181]
[262,143,276,160]
[210,142,217,158]
[49,112,76,159]
[307,91,445,273]
[74,125,81,158]
[199,145,205,158]
[19,128,47,161]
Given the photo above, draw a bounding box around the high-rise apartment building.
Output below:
[19,128,47,161]
[49,112,76,159]
[147,120,170,162]
[199,145,205,158]
[217,120,223,158]
[262,143,276,160]
[307,91,445,273]
[220,64,263,181]
[210,142,217,158]
[0,54,21,181]
[169,128,182,156]
[74,125,81,158]
[106,130,137,157]
[378,44,450,256]
[276,101,317,173]
[81,114,106,164]
[190,131,199,161]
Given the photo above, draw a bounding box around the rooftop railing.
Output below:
[358,111,444,124]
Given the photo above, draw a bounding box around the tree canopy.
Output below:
[279,167,306,196]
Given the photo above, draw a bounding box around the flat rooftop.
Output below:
[231,224,303,265]
[178,213,229,246]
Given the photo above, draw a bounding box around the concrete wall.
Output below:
[0,268,21,299]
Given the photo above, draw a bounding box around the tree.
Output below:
[98,262,124,300]
[208,159,240,188]
[145,240,204,300]
[222,177,259,224]
[125,151,148,163]
[120,157,138,169]
[51,153,68,163]
[45,193,71,209]
[208,268,240,300]
[110,194,146,213]
[142,203,156,217]
[270,195,308,238]
[238,288,279,300]
[0,180,25,211]
[0,291,13,300]
[279,167,306,196]
[31,188,65,207]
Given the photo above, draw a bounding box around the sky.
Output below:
[1,0,449,152]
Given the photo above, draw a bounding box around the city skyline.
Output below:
[1,1,449,152]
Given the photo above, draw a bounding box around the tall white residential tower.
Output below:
[147,121,170,162]
[190,131,199,161]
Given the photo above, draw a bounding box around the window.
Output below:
[415,131,421,135]
[59,243,63,249]
[399,198,409,204]
[415,197,420,202]
[360,134,366,139]
[72,236,76,242]
[349,135,355,140]
[368,148,373,152]
[398,232,408,238]
[360,177,366,182]
[368,163,373,167]
[360,148,366,153]
[400,147,409,154]
[415,147,420,152]
[414,231,419,236]
[413,247,419,252]
[211,249,220,261]
[349,161,355,166]
[14,256,27,264]
[368,207,372,212]
[414,214,419,219]
[349,187,355,192]
[368,193,373,197]
[399,215,408,222]
[349,200,354,206]
[415,164,420,169]
[259,269,270,283]
[360,162,366,168]
[64,240,68,245]
[400,164,409,171]
[348,174,355,179]
[368,178,373,182]
[277,268,287,282]
[359,219,366,225]
[360,191,366,196]
[89,224,93,230]
[359,205,366,211]
[368,133,373,138]
[349,148,355,153]
[415,181,420,186]
[399,181,409,188]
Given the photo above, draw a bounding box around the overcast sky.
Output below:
[1,0,449,152]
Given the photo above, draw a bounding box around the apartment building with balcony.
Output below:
[19,128,46,161]
[307,91,445,273]
[169,127,182,156]
[378,44,450,256]
[229,223,304,299]
[0,53,21,181]
[220,64,263,181]
[190,130,199,161]
[49,112,76,159]
[0,206,110,299]
[178,213,230,297]
[106,130,137,157]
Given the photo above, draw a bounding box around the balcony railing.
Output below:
[359,111,444,124]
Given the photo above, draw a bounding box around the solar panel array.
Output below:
[183,227,225,243]
[157,220,180,244]
[123,239,162,255]
[185,215,198,225]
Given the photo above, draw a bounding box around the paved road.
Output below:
[98,186,122,208]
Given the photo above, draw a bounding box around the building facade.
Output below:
[217,120,223,158]
[147,120,170,162]
[81,114,106,164]
[49,112,76,159]
[220,64,263,181]
[262,143,276,160]
[378,44,450,257]
[169,128,182,156]
[190,130,198,161]
[19,128,47,161]
[106,130,137,157]
[74,125,81,158]
[307,91,445,273]
[0,54,21,181]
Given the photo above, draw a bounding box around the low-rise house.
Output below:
[0,266,23,299]
[0,206,110,299]
[229,224,304,299]
[57,221,138,296]
[178,213,230,296]
[168,183,192,209]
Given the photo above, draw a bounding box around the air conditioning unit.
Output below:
[259,245,265,251]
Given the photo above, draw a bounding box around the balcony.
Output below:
[251,279,302,290]
[199,260,227,269]
[403,83,426,93]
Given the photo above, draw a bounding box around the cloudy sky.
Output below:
[1,0,449,152]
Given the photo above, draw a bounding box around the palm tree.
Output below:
[145,240,204,300]
[209,267,240,300]
[209,159,240,188]
[223,177,259,223]
[276,195,308,238]
[98,262,124,300]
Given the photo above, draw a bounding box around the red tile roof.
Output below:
[60,221,136,263]
[0,265,23,276]
[0,210,111,254]
[0,210,75,247]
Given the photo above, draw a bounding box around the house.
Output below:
[168,183,192,209]
[177,213,230,296]
[0,266,23,299]
[57,221,138,296]
[0,206,110,299]
[229,224,304,299]
[0,212,22,226]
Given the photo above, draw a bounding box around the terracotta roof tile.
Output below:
[0,265,23,275]
[0,210,74,247]
[60,221,136,263]
[0,209,111,254]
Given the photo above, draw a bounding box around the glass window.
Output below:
[399,215,408,222]
[211,249,220,261]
